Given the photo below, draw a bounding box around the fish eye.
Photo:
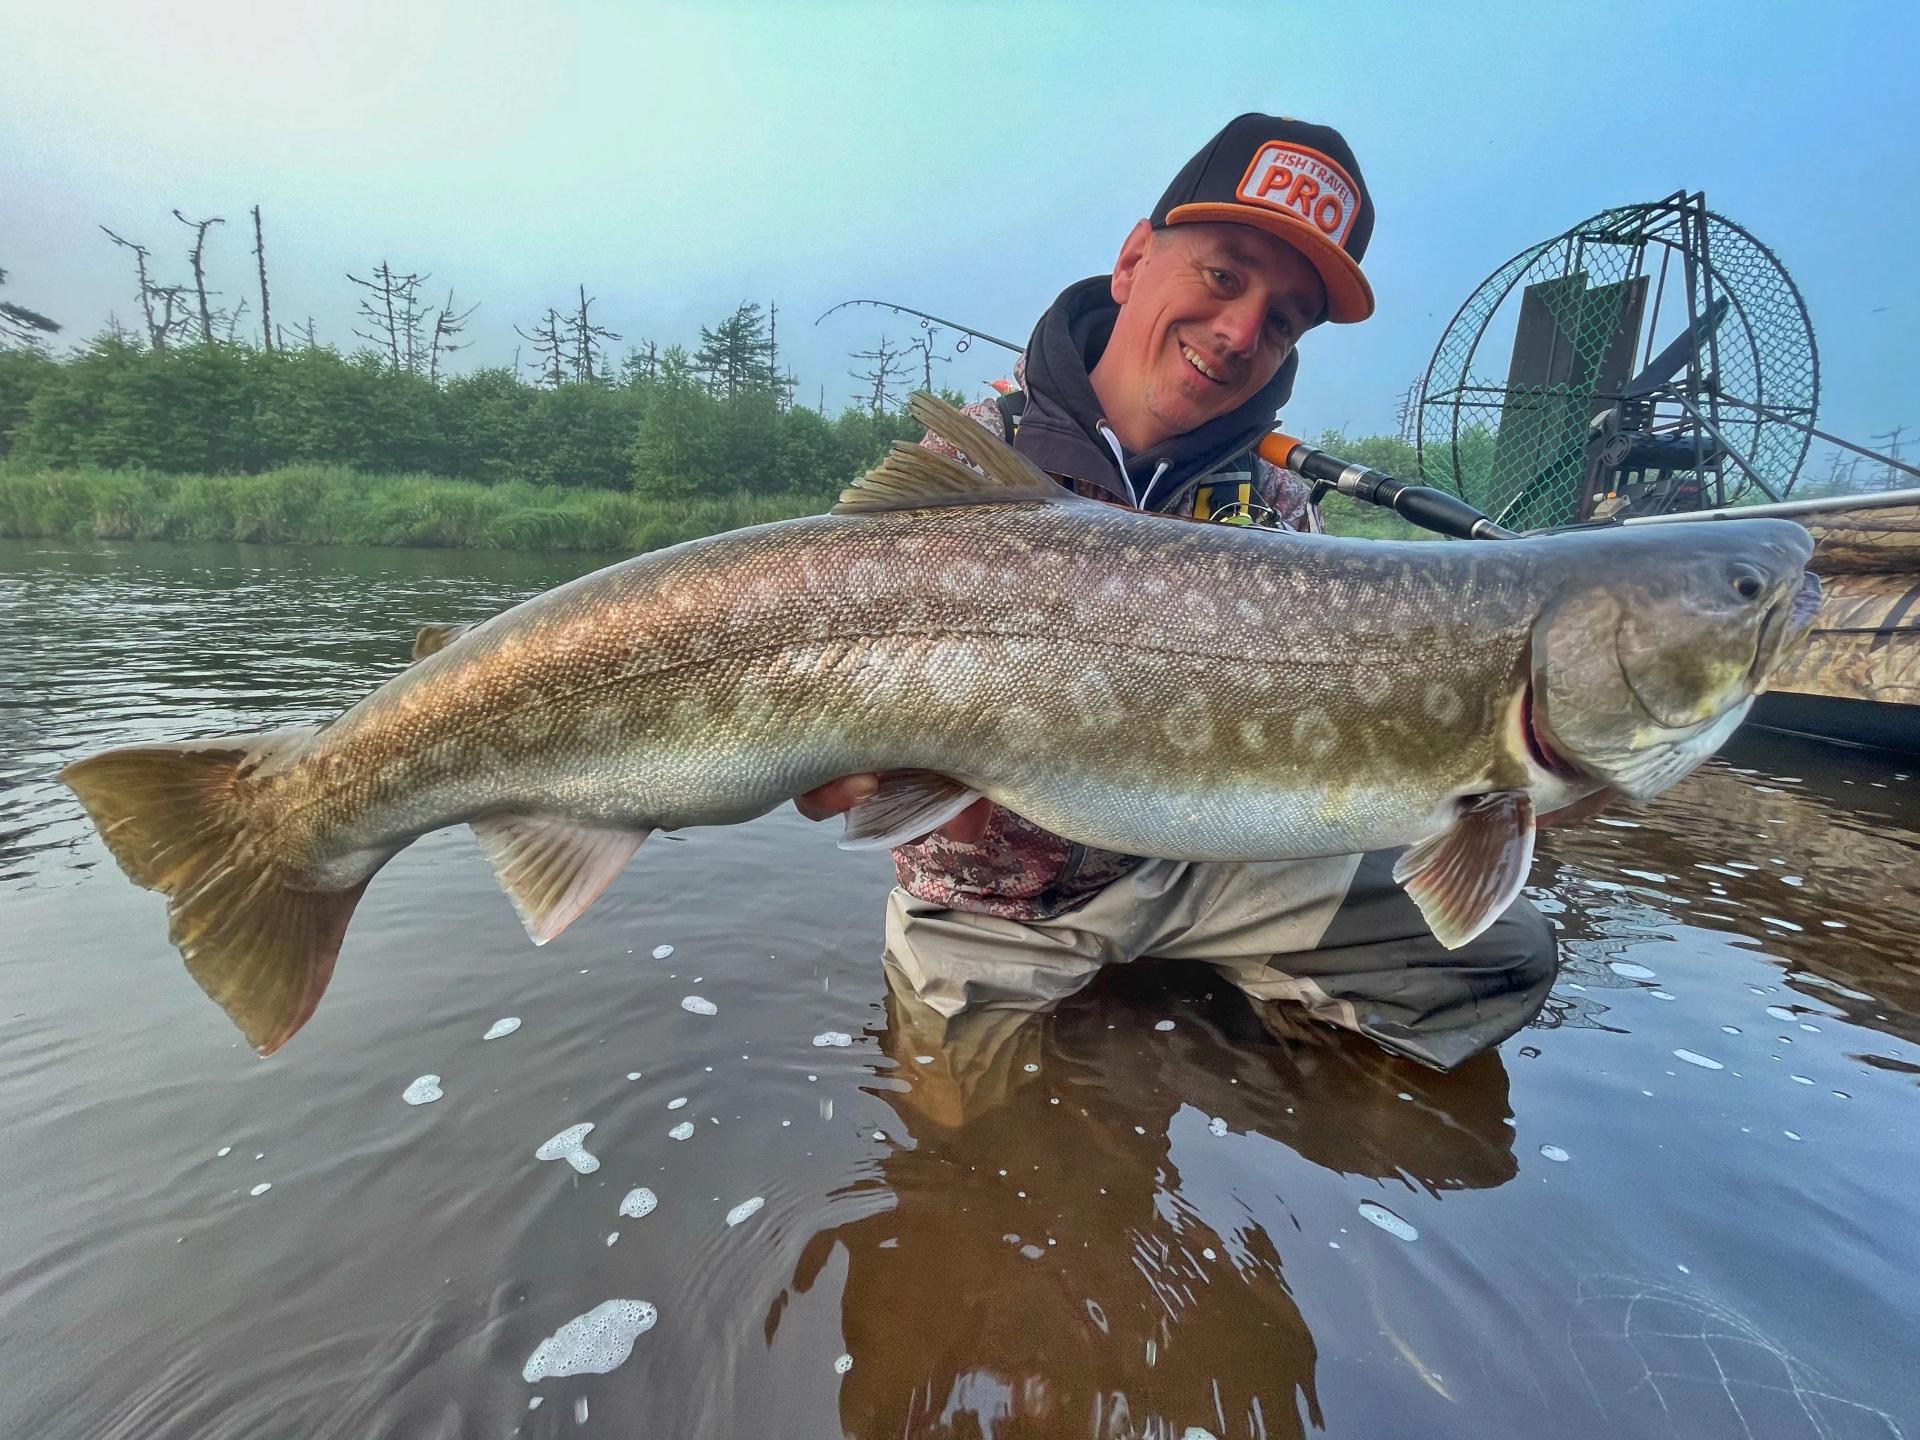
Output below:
[1729,564,1765,601]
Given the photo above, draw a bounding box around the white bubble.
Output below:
[1673,1050,1724,1070]
[812,1031,853,1047]
[619,1187,657,1219]
[1540,1144,1570,1162]
[681,995,717,1016]
[652,944,675,959]
[605,1232,619,1246]
[535,1123,600,1173]
[1766,1005,1796,1021]
[1357,1201,1417,1241]
[402,1075,444,1106]
[668,1121,695,1140]
[1023,1063,1038,1072]
[1207,1116,1228,1137]
[1609,961,1656,979]
[667,1097,688,1110]
[249,1182,272,1197]
[521,1298,657,1382]
[626,1072,641,1081]
[216,1146,232,1157]
[1154,1019,1176,1031]
[833,1353,853,1374]
[725,1196,765,1227]
[1183,1429,1221,1440]
[914,1055,934,1064]
[482,1017,521,1040]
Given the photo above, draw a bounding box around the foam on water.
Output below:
[402,1075,443,1106]
[1540,1145,1570,1162]
[1357,1201,1418,1241]
[725,1196,765,1227]
[482,1017,521,1040]
[619,1187,657,1219]
[1609,962,1657,980]
[834,1353,853,1374]
[1674,1050,1724,1070]
[521,1298,658,1382]
[681,995,717,1016]
[652,944,675,959]
[1207,1116,1228,1137]
[667,1097,688,1110]
[669,1121,695,1141]
[1154,1019,1176,1032]
[812,1031,852,1047]
[249,1182,271,1197]
[535,1123,600,1173]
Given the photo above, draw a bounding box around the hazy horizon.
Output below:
[6,0,1916,459]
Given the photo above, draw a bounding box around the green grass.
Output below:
[0,463,830,552]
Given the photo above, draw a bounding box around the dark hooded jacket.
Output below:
[892,277,1318,921]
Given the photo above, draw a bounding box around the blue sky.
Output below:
[4,0,1916,458]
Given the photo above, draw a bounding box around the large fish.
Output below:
[61,395,1820,1054]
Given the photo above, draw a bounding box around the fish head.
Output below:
[1530,518,1820,801]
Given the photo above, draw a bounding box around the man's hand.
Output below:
[794,774,996,845]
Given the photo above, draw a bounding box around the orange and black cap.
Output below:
[1151,113,1376,324]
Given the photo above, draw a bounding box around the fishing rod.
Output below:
[1255,432,1518,541]
[814,299,1021,355]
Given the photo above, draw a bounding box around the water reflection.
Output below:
[770,964,1518,1438]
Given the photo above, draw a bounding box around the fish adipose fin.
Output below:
[58,729,366,1057]
[411,622,474,662]
[832,392,1077,515]
[1392,790,1536,949]
[471,815,650,944]
[837,771,983,850]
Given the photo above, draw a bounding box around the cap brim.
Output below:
[1163,202,1375,323]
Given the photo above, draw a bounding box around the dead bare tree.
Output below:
[172,209,225,343]
[850,335,910,417]
[0,267,62,349]
[427,288,479,384]
[218,296,250,344]
[101,226,192,350]
[251,205,273,352]
[564,285,621,384]
[623,339,661,384]
[905,326,951,394]
[516,309,568,387]
[348,262,429,373]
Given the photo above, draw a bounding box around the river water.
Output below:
[2,537,1916,1440]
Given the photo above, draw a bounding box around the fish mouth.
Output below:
[1751,571,1823,683]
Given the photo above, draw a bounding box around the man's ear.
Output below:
[1109,219,1156,305]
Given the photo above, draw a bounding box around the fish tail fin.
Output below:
[59,729,367,1056]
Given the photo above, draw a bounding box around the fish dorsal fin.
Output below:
[470,815,650,945]
[832,392,1076,515]
[411,622,474,662]
[1392,790,1536,949]
[836,771,983,850]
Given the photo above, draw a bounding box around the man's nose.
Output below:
[1213,295,1264,356]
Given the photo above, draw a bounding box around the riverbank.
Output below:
[0,463,1426,551]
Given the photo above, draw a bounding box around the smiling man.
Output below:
[799,114,1558,1072]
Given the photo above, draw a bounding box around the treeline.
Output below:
[0,333,925,502]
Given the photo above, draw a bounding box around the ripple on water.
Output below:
[522,1299,658,1382]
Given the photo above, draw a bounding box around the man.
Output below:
[798,114,1557,1071]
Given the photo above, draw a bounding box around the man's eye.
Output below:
[1208,268,1239,292]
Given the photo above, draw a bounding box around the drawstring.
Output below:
[1094,422,1171,511]
[1094,421,1138,508]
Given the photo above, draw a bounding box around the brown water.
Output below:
[2,537,1916,1440]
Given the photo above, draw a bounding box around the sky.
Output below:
[4,0,1917,458]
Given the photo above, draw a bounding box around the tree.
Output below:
[516,309,568,388]
[251,206,273,352]
[348,262,429,373]
[428,288,479,384]
[100,226,191,350]
[0,267,61,350]
[564,285,621,384]
[849,334,909,416]
[694,301,774,400]
[172,209,225,344]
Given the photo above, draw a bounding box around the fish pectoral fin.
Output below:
[837,771,983,850]
[1392,790,1536,950]
[470,815,650,945]
[1538,785,1619,829]
[410,622,475,662]
[832,393,1077,514]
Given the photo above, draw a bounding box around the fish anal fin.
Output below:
[837,771,983,850]
[411,622,475,663]
[471,815,649,944]
[832,393,1077,515]
[1393,790,1536,949]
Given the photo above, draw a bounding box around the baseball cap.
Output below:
[1151,113,1376,323]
